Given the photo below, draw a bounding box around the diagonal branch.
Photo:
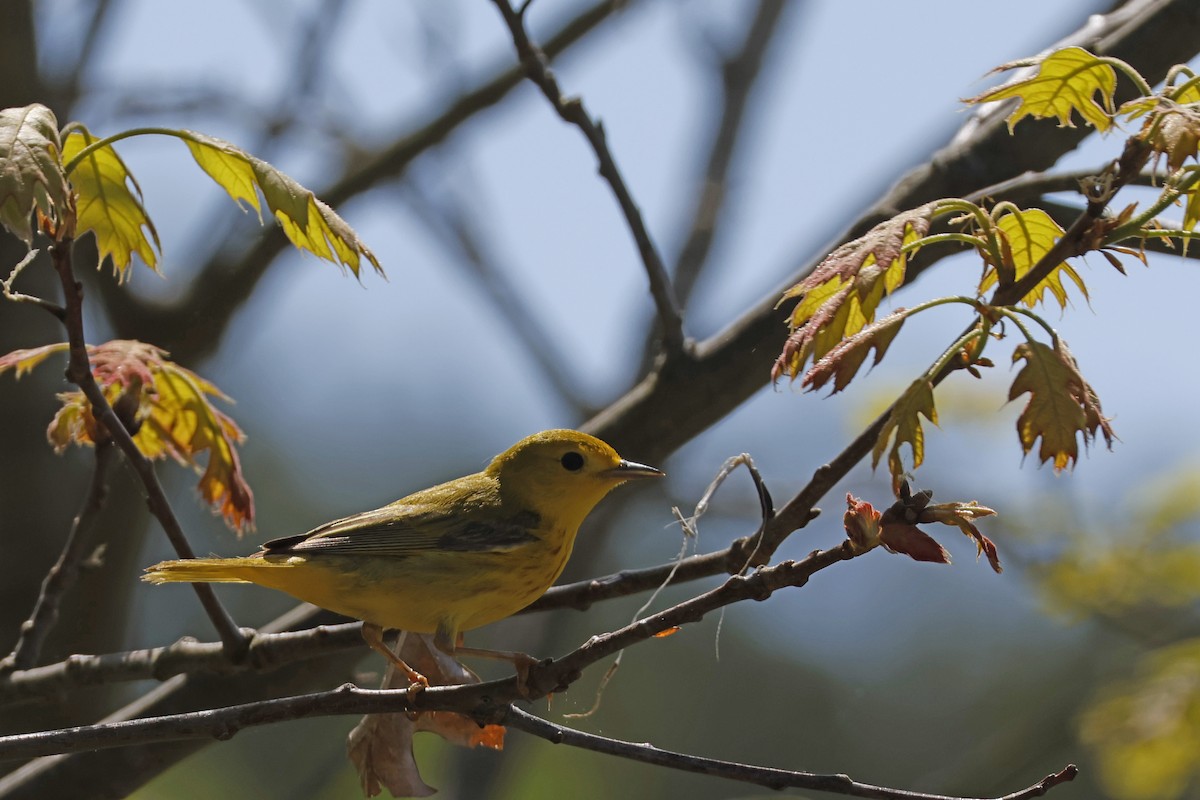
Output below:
[97,0,629,364]
[0,441,116,672]
[48,241,249,659]
[489,0,685,353]
[672,0,788,307]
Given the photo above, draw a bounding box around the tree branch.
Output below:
[671,0,788,307]
[97,0,630,364]
[47,241,249,659]
[489,0,685,353]
[504,706,1079,800]
[0,441,116,672]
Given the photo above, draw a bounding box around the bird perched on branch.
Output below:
[144,429,663,690]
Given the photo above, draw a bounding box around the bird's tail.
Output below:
[143,557,277,584]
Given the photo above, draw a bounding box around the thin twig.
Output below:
[505,706,1078,800]
[47,240,250,659]
[402,176,594,413]
[1,441,117,673]
[489,0,685,353]
[97,0,630,364]
[672,0,787,307]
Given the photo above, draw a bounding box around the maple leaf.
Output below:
[0,104,71,245]
[180,132,383,278]
[0,339,254,532]
[878,521,951,565]
[872,378,938,494]
[774,204,934,381]
[979,208,1088,309]
[802,308,907,394]
[966,46,1117,132]
[62,127,161,280]
[349,634,504,798]
[1008,338,1115,472]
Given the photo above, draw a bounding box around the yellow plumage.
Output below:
[144,429,662,685]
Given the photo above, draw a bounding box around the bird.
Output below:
[143,429,663,690]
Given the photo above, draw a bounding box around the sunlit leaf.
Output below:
[980,208,1087,309]
[1008,338,1114,471]
[0,104,70,245]
[921,501,1001,572]
[181,132,383,278]
[871,378,938,493]
[62,127,160,279]
[774,204,934,381]
[967,46,1117,132]
[0,339,254,532]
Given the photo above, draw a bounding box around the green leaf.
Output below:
[0,104,70,245]
[181,132,383,278]
[967,46,1116,132]
[872,378,938,494]
[1008,338,1114,471]
[979,207,1087,309]
[62,127,161,279]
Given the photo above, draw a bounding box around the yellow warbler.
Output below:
[143,429,662,687]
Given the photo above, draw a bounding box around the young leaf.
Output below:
[0,104,71,245]
[180,132,383,278]
[966,46,1117,132]
[979,208,1088,309]
[774,204,934,381]
[802,307,908,394]
[843,493,882,553]
[0,339,254,532]
[872,378,938,494]
[921,501,1002,573]
[62,127,161,279]
[1008,338,1115,471]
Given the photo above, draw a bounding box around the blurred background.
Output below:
[3,0,1200,798]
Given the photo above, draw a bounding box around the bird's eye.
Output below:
[560,451,584,472]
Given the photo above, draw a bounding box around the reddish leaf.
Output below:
[0,339,254,532]
[843,493,882,553]
[774,204,934,381]
[879,522,951,565]
[803,308,907,394]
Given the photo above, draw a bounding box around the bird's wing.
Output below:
[260,505,541,558]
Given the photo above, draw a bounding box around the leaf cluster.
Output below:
[775,46,1200,496]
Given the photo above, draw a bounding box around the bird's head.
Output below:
[486,429,663,526]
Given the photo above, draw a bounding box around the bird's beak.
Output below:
[607,459,664,480]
